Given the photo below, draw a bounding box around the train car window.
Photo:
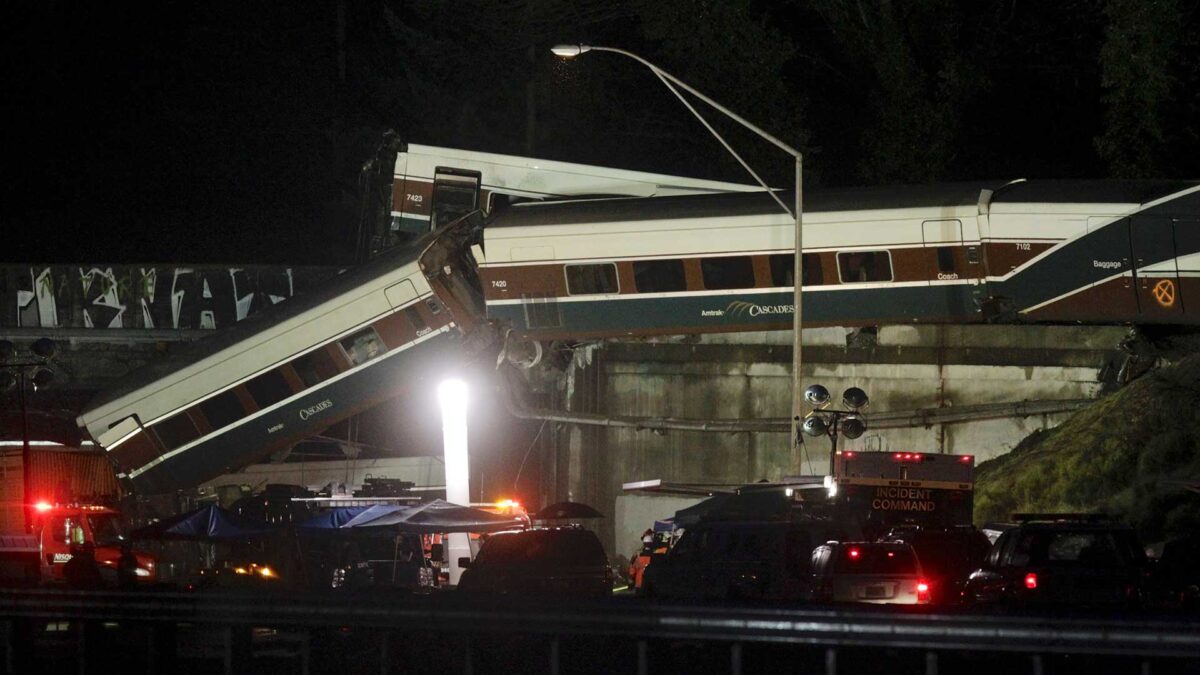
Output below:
[292,348,339,388]
[633,259,686,293]
[152,412,201,450]
[405,306,430,335]
[339,327,386,366]
[523,292,562,328]
[245,369,293,409]
[837,251,893,283]
[701,256,755,290]
[769,253,824,286]
[199,390,246,431]
[936,247,956,274]
[565,263,619,295]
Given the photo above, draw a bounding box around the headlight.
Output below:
[135,568,151,577]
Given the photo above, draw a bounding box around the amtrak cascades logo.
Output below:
[723,301,795,318]
[299,399,333,421]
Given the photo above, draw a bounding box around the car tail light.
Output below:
[848,548,860,559]
[916,580,930,603]
[1024,573,1038,589]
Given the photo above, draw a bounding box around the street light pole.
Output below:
[551,44,806,465]
[1,338,57,533]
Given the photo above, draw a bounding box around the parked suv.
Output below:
[457,527,612,597]
[962,514,1147,608]
[641,518,850,602]
[811,541,930,604]
[882,525,991,604]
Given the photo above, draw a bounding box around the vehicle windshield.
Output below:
[475,530,604,567]
[86,514,125,546]
[833,546,918,574]
[1010,530,1138,567]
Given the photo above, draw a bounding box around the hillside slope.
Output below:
[975,353,1200,542]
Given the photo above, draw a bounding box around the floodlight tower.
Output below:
[798,384,869,475]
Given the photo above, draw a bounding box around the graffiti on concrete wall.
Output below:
[3,265,335,330]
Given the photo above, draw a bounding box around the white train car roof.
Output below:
[480,180,1197,264]
[79,240,433,443]
[396,144,760,199]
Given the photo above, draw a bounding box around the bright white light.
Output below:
[438,379,469,505]
[439,379,471,586]
[551,44,590,58]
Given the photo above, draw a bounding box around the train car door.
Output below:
[1129,215,1183,319]
[431,168,481,229]
[922,220,981,319]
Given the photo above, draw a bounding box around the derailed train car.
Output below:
[77,142,1200,496]
[79,145,756,495]
[77,227,481,495]
[475,180,1200,339]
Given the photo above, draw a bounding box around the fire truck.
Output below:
[831,451,975,536]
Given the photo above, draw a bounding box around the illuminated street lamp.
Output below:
[0,338,58,532]
[551,44,808,463]
[799,384,869,475]
[438,378,471,585]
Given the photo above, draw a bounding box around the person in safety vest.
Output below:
[629,529,669,592]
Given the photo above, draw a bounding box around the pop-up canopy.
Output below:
[294,506,375,530]
[338,499,527,533]
[130,504,276,541]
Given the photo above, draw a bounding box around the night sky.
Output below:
[5,1,1199,265]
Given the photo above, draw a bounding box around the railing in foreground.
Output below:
[1,588,1198,675]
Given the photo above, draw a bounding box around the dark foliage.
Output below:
[4,1,1200,264]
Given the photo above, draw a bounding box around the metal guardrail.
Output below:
[2,586,1200,667]
[3,589,1200,658]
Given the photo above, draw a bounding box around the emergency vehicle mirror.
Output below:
[842,387,869,410]
[430,543,444,562]
[0,340,13,360]
[841,416,866,439]
[804,384,831,407]
[801,415,828,437]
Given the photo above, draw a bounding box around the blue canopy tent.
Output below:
[130,504,277,541]
[295,506,376,531]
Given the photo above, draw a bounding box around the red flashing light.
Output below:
[887,551,894,558]
[960,455,973,463]
[34,501,52,513]
[893,453,902,460]
[1024,573,1038,589]
[843,451,855,458]
[916,581,931,603]
[848,548,860,559]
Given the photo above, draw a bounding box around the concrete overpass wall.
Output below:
[546,324,1127,558]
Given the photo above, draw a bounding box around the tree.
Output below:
[1096,0,1183,178]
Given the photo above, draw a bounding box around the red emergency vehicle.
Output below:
[32,501,158,583]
